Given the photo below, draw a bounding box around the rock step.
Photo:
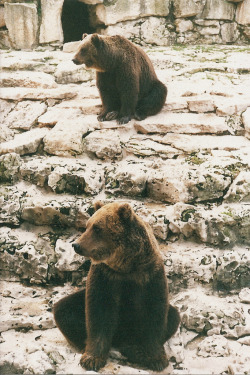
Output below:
[1,219,249,291]
[1,153,249,204]
[1,182,249,245]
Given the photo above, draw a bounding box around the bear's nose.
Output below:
[72,58,80,65]
[72,243,80,252]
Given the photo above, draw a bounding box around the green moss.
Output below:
[186,153,205,165]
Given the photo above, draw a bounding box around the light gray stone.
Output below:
[0,71,57,89]
[224,171,250,202]
[0,5,5,27]
[202,0,236,20]
[0,128,49,156]
[239,288,250,304]
[4,3,38,49]
[221,22,240,43]
[0,87,77,101]
[102,0,170,26]
[3,101,47,130]
[141,17,171,46]
[173,0,201,18]
[236,0,250,25]
[55,60,95,84]
[39,0,64,44]
[197,336,230,357]
[175,19,193,33]
[242,107,250,139]
[85,129,122,160]
[0,153,21,184]
[0,186,22,226]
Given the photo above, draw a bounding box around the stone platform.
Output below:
[0,44,250,374]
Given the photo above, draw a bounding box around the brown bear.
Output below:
[53,201,180,372]
[72,34,167,124]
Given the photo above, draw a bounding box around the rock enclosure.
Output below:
[0,30,250,375]
[0,0,250,49]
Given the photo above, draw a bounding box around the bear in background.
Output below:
[53,201,180,372]
[72,34,167,124]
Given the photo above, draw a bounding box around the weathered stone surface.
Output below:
[105,161,147,197]
[173,0,201,18]
[135,113,227,134]
[85,129,122,160]
[236,0,250,25]
[39,0,64,44]
[54,239,84,272]
[197,335,230,357]
[4,3,38,49]
[175,19,193,33]
[102,0,170,26]
[140,17,171,46]
[166,202,250,246]
[187,97,215,113]
[173,289,246,337]
[242,107,250,139]
[0,71,57,89]
[202,0,236,20]
[0,87,78,101]
[43,114,99,157]
[0,128,49,156]
[0,5,5,27]
[0,185,24,226]
[221,22,240,43]
[126,135,181,158]
[0,153,21,184]
[161,134,250,153]
[224,171,250,202]
[239,288,250,304]
[54,61,95,84]
[3,101,47,130]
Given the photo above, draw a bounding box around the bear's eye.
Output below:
[93,225,102,235]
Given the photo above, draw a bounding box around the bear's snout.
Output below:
[72,58,81,65]
[72,243,81,253]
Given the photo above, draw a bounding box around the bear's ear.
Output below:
[94,201,104,212]
[118,203,133,222]
[82,33,88,40]
[91,33,103,48]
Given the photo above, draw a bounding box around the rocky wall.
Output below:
[0,42,250,373]
[0,0,250,49]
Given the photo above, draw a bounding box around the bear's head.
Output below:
[72,202,133,264]
[72,33,106,72]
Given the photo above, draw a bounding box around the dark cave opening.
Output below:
[61,0,95,43]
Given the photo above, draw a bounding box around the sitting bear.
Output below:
[72,34,167,124]
[53,201,180,372]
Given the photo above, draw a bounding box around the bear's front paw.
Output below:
[80,352,107,371]
[97,111,118,122]
[147,353,169,372]
[117,115,132,124]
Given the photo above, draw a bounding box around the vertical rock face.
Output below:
[173,0,201,18]
[202,0,236,20]
[4,3,38,49]
[236,0,250,25]
[39,0,64,44]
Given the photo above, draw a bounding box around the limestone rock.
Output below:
[0,186,23,226]
[175,19,193,33]
[0,128,49,156]
[224,171,250,202]
[125,135,181,158]
[187,97,215,113]
[140,17,171,46]
[202,0,236,20]
[0,125,14,143]
[85,129,122,160]
[236,0,250,25]
[102,0,170,26]
[54,60,95,84]
[0,6,5,28]
[0,71,57,89]
[197,335,230,357]
[239,288,250,304]
[55,239,84,272]
[242,107,250,139]
[173,289,245,337]
[173,0,201,18]
[43,114,99,157]
[135,113,227,134]
[0,153,21,184]
[221,22,240,43]
[3,101,47,130]
[105,19,141,42]
[39,0,64,44]
[0,87,78,101]
[4,3,38,49]
[105,161,148,197]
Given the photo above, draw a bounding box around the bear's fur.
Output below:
[72,34,167,124]
[53,202,180,372]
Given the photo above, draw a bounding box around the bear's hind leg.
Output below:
[135,80,167,121]
[53,289,86,351]
[164,304,181,341]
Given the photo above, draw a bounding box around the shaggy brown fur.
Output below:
[72,34,167,124]
[53,202,180,372]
